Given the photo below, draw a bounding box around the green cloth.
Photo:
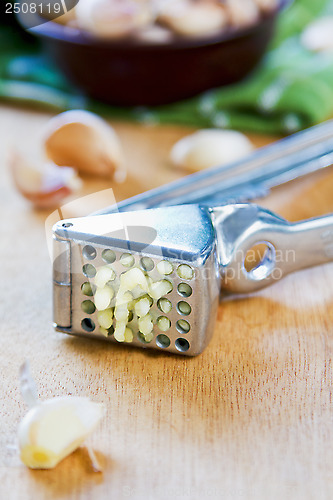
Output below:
[1,0,333,133]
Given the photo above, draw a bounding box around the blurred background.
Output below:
[1,0,333,136]
[2,4,333,499]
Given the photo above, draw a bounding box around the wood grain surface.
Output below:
[1,104,333,500]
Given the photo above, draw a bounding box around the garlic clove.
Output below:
[43,110,126,180]
[9,151,81,209]
[170,129,254,172]
[18,396,104,470]
[301,17,333,53]
[225,0,260,28]
[158,0,227,37]
[76,0,154,39]
[253,0,278,13]
[134,24,174,44]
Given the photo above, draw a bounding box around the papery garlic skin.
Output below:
[43,110,126,180]
[18,396,104,469]
[170,129,254,172]
[9,152,82,209]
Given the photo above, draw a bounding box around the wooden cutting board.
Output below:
[1,104,333,500]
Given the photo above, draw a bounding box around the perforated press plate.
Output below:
[70,241,201,354]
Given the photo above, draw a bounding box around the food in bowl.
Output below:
[25,0,284,105]
[50,0,279,42]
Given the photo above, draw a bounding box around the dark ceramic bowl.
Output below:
[24,2,289,106]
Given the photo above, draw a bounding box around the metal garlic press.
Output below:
[52,121,333,355]
[53,203,333,356]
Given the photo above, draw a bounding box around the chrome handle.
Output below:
[94,120,333,215]
[212,205,333,294]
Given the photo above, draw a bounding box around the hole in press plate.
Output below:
[177,264,194,280]
[82,264,96,278]
[81,300,96,314]
[156,260,173,275]
[157,316,171,332]
[120,253,135,267]
[82,245,97,260]
[156,334,171,348]
[175,338,190,352]
[81,282,96,296]
[157,298,172,314]
[243,241,276,281]
[140,257,154,272]
[177,301,191,316]
[102,249,116,264]
[176,319,190,334]
[81,318,95,332]
[177,283,192,297]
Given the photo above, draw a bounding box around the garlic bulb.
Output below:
[158,0,227,37]
[9,151,81,209]
[170,129,254,171]
[76,0,154,38]
[301,17,333,53]
[43,110,126,180]
[18,397,104,470]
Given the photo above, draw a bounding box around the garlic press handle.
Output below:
[212,205,333,294]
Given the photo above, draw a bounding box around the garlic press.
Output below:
[53,203,333,356]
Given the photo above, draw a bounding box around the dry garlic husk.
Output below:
[18,396,104,470]
[158,0,227,37]
[170,129,254,172]
[301,17,333,53]
[9,151,81,209]
[44,110,126,180]
[76,0,154,39]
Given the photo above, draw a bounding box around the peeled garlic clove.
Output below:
[301,17,333,53]
[170,129,254,172]
[9,152,81,209]
[76,0,154,39]
[225,0,260,28]
[134,24,174,44]
[158,0,227,37]
[18,396,104,470]
[43,110,126,180]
